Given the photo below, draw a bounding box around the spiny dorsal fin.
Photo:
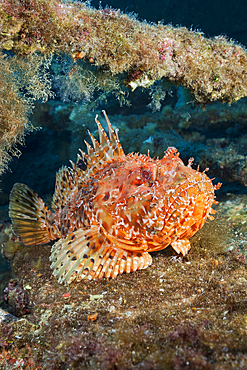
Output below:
[53,112,125,211]
[76,148,97,178]
[95,110,125,158]
[88,131,112,162]
[74,111,125,177]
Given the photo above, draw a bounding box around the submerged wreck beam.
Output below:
[0,0,247,105]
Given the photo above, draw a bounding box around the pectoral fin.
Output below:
[171,239,191,256]
[50,226,152,284]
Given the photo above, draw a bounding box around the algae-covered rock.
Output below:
[3,280,30,317]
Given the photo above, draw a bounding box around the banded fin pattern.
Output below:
[9,183,52,246]
[50,226,152,284]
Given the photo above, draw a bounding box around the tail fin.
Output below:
[9,183,53,246]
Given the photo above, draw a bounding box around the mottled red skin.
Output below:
[51,150,218,255]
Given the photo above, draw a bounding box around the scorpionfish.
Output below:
[9,111,221,284]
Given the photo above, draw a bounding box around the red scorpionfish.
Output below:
[9,111,221,284]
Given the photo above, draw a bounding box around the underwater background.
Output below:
[0,0,247,369]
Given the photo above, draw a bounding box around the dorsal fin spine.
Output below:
[102,110,114,142]
[88,130,100,152]
[115,129,125,157]
[84,140,94,156]
[69,160,76,169]
[96,120,108,147]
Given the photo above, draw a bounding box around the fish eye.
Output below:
[141,168,151,181]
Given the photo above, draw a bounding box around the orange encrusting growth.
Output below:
[9,111,221,284]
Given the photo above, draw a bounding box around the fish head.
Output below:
[139,149,220,249]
